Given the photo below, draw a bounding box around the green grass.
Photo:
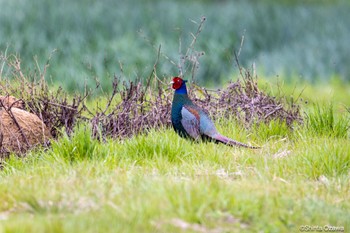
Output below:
[306,103,349,138]
[1,87,349,232]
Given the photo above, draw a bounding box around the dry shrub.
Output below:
[91,78,172,140]
[21,88,87,138]
[0,54,86,139]
[0,107,51,156]
[190,69,302,127]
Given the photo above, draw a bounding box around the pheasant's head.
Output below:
[171,77,187,90]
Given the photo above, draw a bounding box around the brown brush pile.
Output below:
[90,78,173,140]
[190,70,302,127]
[0,55,302,158]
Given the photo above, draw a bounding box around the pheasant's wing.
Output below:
[180,105,260,149]
[181,105,201,140]
[198,111,218,137]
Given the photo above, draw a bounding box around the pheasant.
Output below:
[170,77,260,149]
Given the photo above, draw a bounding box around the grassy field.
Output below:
[1,1,350,232]
[0,80,349,233]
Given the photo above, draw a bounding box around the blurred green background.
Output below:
[1,0,349,91]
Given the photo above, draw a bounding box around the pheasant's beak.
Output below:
[169,80,174,85]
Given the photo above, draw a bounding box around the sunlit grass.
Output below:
[0,78,349,232]
[1,106,349,232]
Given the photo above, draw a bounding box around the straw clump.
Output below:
[0,96,52,156]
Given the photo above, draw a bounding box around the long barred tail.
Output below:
[213,134,261,149]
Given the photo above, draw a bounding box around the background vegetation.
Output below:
[0,0,349,232]
[1,0,350,92]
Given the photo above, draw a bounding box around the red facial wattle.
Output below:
[172,77,183,90]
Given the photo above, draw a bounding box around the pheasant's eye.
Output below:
[172,77,183,90]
